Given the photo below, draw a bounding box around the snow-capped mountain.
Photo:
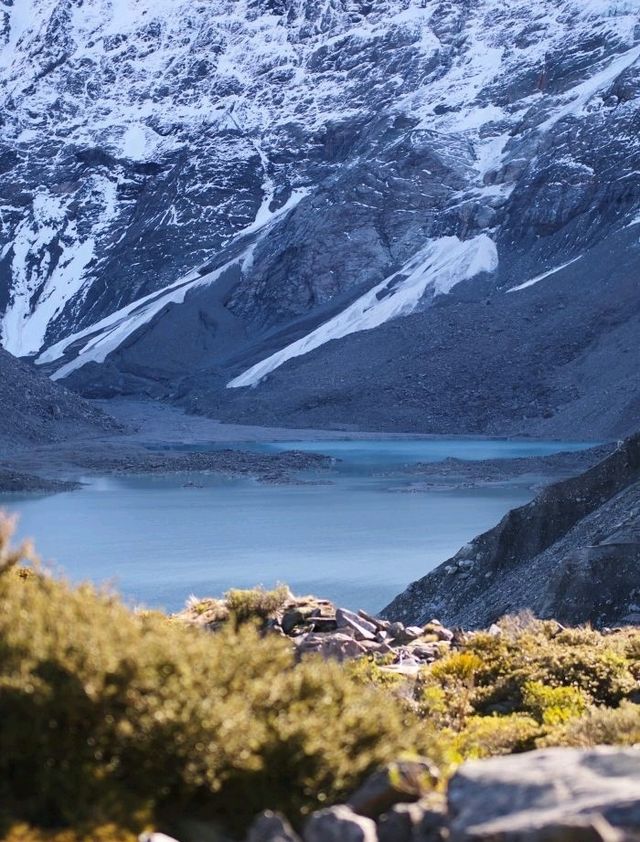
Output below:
[2,0,640,436]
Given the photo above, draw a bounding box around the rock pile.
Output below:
[176,591,457,671]
[144,748,640,842]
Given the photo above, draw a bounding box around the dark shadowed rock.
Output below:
[377,797,447,842]
[348,760,440,819]
[0,347,119,452]
[247,811,301,842]
[304,805,377,842]
[377,803,424,842]
[383,434,640,629]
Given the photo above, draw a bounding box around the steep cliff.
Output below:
[383,433,640,628]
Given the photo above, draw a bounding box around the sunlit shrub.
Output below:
[540,702,640,748]
[521,681,587,726]
[424,624,636,716]
[224,584,290,623]
[0,522,428,838]
[446,714,541,762]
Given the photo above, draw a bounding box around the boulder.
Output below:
[139,835,181,842]
[310,616,338,632]
[304,805,378,842]
[423,621,455,643]
[348,760,440,819]
[295,631,368,661]
[247,811,301,842]
[377,803,425,842]
[377,797,447,842]
[408,644,441,663]
[447,748,640,841]
[388,623,424,644]
[281,610,307,634]
[336,608,378,640]
[358,609,391,631]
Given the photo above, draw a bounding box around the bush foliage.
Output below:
[0,521,425,839]
[1,518,640,840]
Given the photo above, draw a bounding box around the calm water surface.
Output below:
[4,439,593,613]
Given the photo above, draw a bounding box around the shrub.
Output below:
[427,624,636,715]
[447,714,541,762]
[521,681,587,726]
[418,653,484,728]
[0,523,427,839]
[540,702,640,748]
[224,584,290,623]
[4,516,640,841]
[3,823,138,842]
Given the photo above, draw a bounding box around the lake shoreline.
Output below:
[0,397,608,496]
[2,419,609,616]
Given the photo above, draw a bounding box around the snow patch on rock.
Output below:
[228,235,498,389]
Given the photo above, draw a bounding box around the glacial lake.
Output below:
[4,438,593,614]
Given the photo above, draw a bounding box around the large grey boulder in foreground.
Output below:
[447,748,640,842]
[383,433,640,629]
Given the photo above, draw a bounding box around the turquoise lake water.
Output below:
[3,438,593,613]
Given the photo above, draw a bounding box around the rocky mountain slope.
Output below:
[383,432,640,628]
[2,0,640,435]
[0,346,117,450]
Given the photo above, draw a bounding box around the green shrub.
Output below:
[540,702,640,748]
[418,653,484,729]
[521,681,587,726]
[4,517,640,841]
[0,526,428,839]
[425,624,636,715]
[447,714,541,762]
[224,584,290,623]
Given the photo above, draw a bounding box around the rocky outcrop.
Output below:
[176,590,456,671]
[260,749,640,842]
[383,433,640,629]
[151,748,640,842]
[0,469,79,494]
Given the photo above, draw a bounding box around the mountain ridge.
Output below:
[1,0,640,435]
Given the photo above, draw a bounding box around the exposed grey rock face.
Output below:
[447,748,640,841]
[382,433,640,629]
[0,346,118,452]
[2,1,640,437]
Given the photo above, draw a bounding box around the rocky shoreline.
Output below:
[0,469,80,494]
[399,444,613,491]
[0,443,334,494]
[0,396,605,497]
